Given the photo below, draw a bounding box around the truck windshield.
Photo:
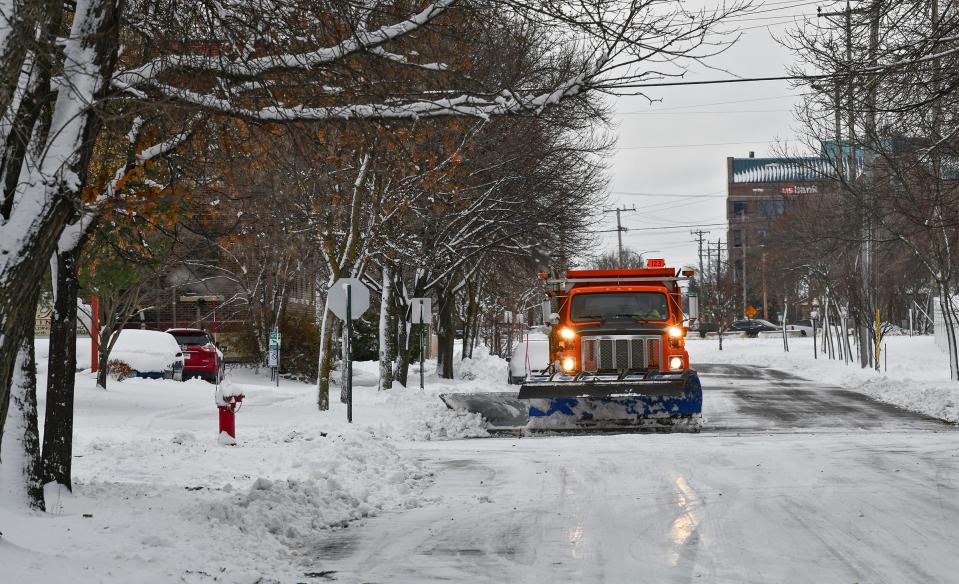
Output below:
[570,292,670,323]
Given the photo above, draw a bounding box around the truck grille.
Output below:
[582,335,660,372]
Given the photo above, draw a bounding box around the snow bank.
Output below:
[688,335,959,423]
[378,390,488,440]
[198,429,429,552]
[456,351,511,384]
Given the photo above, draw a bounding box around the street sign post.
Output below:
[408,298,431,390]
[328,278,370,423]
[268,330,281,386]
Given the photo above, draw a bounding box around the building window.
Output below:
[733,229,743,247]
[756,229,769,241]
[759,200,785,217]
[732,201,748,217]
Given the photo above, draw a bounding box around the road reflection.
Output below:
[668,475,701,567]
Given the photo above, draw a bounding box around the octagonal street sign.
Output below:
[328,278,370,321]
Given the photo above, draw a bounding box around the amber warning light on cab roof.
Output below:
[645,258,666,268]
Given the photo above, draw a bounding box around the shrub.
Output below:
[279,311,320,380]
[108,359,134,381]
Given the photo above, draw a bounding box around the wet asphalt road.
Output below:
[303,365,959,584]
[697,363,951,434]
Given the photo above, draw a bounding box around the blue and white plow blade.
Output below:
[440,370,703,433]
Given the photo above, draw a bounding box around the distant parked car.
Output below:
[507,336,550,384]
[110,329,184,381]
[730,319,782,338]
[166,328,225,383]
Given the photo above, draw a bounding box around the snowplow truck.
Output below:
[441,262,703,432]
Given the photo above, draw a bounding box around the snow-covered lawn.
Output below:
[1,349,495,583]
[688,334,959,423]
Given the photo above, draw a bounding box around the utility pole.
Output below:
[691,229,710,308]
[762,247,768,320]
[603,205,637,265]
[715,239,726,322]
[741,214,748,319]
[706,240,713,319]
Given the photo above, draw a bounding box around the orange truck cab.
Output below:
[542,264,693,377]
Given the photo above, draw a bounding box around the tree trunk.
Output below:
[462,281,479,360]
[858,320,871,369]
[436,284,455,379]
[378,268,394,389]
[939,287,959,381]
[96,335,111,389]
[0,0,122,448]
[395,321,410,387]
[393,271,411,386]
[0,296,44,510]
[316,292,333,410]
[41,246,80,490]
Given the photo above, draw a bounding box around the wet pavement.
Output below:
[302,365,959,583]
[697,363,950,434]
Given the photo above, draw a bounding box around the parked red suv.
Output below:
[166,328,225,383]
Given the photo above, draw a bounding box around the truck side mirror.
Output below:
[541,301,552,324]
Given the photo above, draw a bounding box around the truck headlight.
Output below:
[561,357,576,373]
[668,326,684,338]
[669,356,684,371]
[559,327,576,341]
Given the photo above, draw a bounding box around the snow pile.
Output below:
[199,429,430,552]
[689,335,959,424]
[378,390,488,440]
[109,329,180,373]
[457,351,509,382]
[858,378,959,423]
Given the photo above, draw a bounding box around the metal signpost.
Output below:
[328,278,370,423]
[269,329,281,386]
[409,298,432,390]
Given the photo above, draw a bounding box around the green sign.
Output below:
[269,331,282,350]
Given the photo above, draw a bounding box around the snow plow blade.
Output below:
[440,370,702,433]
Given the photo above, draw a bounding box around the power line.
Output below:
[615,109,790,115]
[615,93,805,113]
[610,190,725,198]
[614,139,800,150]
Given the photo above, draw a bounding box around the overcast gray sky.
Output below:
[600,0,818,268]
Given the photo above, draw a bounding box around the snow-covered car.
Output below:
[786,319,819,337]
[109,329,184,381]
[507,336,550,384]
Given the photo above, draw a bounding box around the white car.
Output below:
[507,336,550,384]
[786,319,819,337]
[109,329,185,381]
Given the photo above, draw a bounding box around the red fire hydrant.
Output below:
[215,384,245,446]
